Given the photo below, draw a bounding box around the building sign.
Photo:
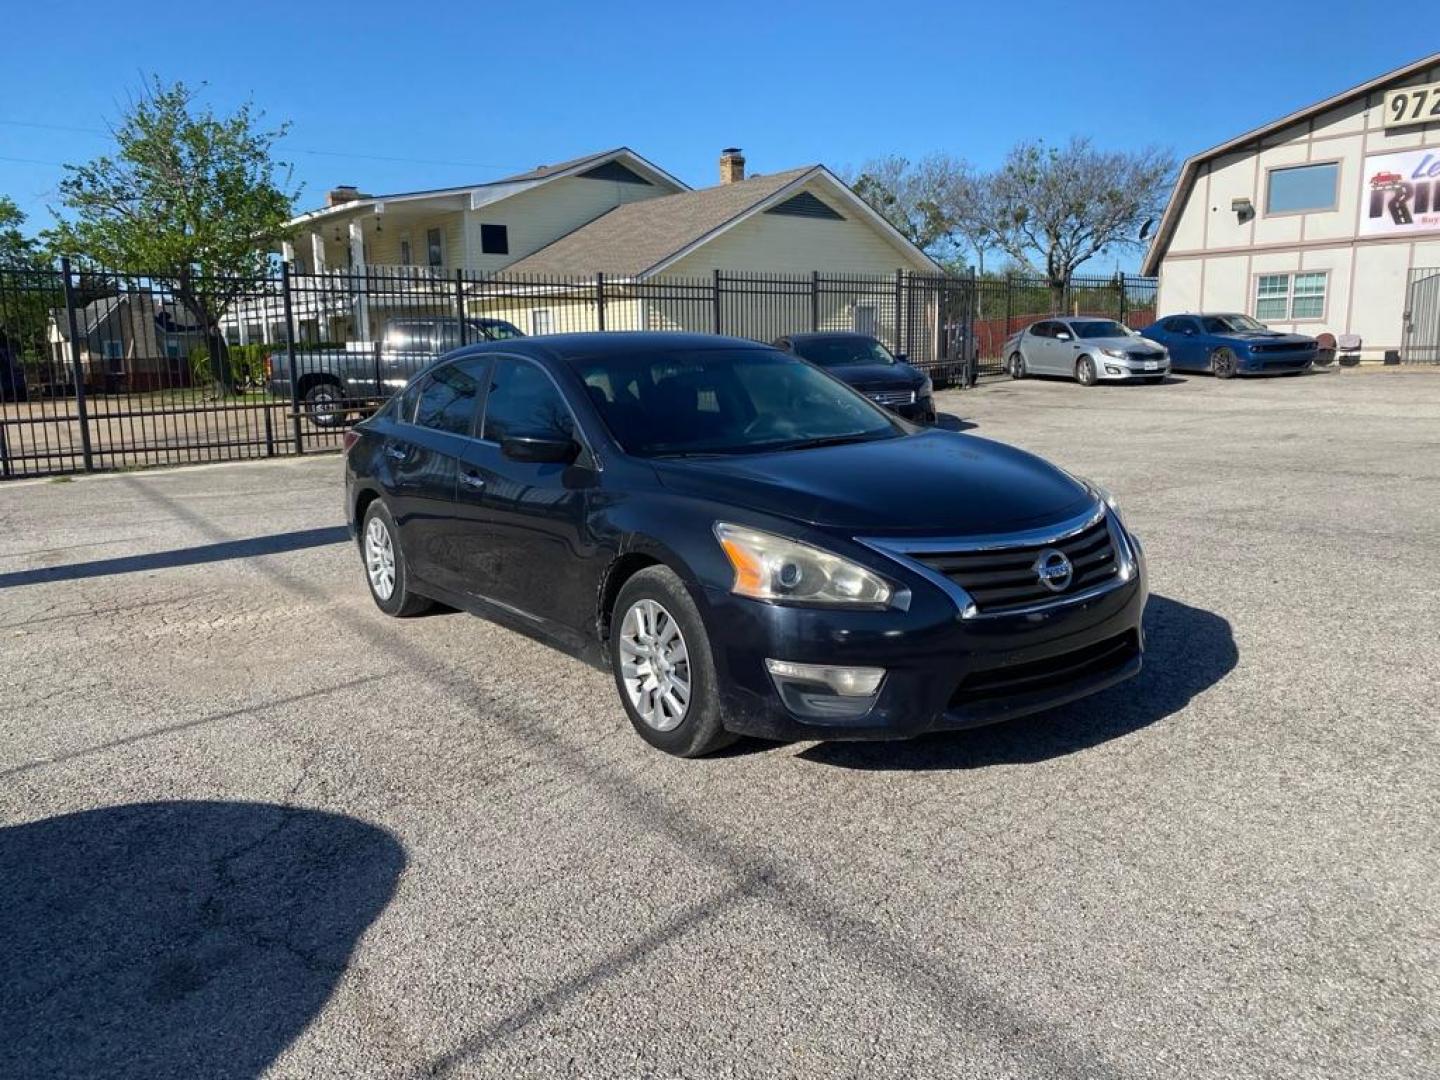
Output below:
[1360,148,1440,237]
[1383,83,1440,129]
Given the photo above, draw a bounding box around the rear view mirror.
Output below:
[501,434,578,464]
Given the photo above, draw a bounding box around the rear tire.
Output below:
[1211,347,1238,379]
[361,501,433,617]
[1008,353,1026,379]
[1075,355,1098,386]
[306,381,348,427]
[610,566,735,758]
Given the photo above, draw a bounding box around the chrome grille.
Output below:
[866,389,914,407]
[912,516,1120,614]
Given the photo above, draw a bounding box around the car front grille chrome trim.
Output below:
[856,503,1135,620]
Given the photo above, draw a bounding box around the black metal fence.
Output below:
[0,262,1156,479]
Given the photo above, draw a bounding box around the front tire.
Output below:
[1211,347,1238,379]
[361,501,433,617]
[1008,352,1026,379]
[1075,355,1098,386]
[610,566,735,757]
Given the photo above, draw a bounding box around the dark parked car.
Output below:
[1140,314,1316,377]
[345,333,1147,757]
[0,337,25,403]
[772,333,936,423]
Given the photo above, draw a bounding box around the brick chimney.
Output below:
[326,185,365,207]
[719,148,746,185]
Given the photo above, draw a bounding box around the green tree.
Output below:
[988,138,1174,309]
[0,195,42,269]
[45,78,298,393]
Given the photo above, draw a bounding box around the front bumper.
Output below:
[1096,358,1170,381]
[1239,352,1315,373]
[702,535,1148,742]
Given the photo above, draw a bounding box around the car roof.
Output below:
[449,331,775,363]
[780,332,876,342]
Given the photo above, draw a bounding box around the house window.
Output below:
[480,223,509,255]
[426,228,444,268]
[399,238,412,266]
[1265,162,1339,215]
[531,309,552,335]
[1255,272,1327,320]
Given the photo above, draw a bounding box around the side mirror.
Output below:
[1055,332,1072,342]
[501,433,578,464]
[1182,328,1196,336]
[894,352,908,363]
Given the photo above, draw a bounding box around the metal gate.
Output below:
[1403,267,1440,364]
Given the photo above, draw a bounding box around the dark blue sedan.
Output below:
[1140,314,1316,378]
[344,332,1145,756]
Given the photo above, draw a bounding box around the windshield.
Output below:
[791,337,896,367]
[573,348,901,457]
[1071,320,1131,339]
[1202,314,1267,333]
[476,319,524,340]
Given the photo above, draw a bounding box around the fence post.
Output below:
[1118,271,1127,324]
[894,269,904,355]
[1004,274,1013,341]
[281,262,304,454]
[60,257,95,472]
[810,271,820,331]
[455,268,467,346]
[712,269,722,334]
[596,271,606,332]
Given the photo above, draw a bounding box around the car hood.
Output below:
[1221,330,1316,345]
[650,429,1094,534]
[1086,335,1164,352]
[823,363,925,390]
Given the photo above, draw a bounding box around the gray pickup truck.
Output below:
[268,315,523,426]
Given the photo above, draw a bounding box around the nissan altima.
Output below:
[345,333,1148,757]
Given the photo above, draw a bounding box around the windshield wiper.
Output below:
[770,433,883,452]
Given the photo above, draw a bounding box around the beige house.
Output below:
[239,147,941,351]
[47,294,202,391]
[1143,52,1440,363]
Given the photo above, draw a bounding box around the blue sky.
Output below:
[0,0,1404,270]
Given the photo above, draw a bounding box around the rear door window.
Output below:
[413,357,488,436]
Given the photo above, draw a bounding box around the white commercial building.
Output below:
[1144,53,1440,363]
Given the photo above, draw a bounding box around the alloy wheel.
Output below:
[1077,357,1096,386]
[1009,353,1025,379]
[1212,348,1237,379]
[365,516,396,600]
[618,598,692,732]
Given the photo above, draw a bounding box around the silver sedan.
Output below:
[1005,317,1170,386]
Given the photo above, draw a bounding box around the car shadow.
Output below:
[0,526,351,589]
[0,801,405,1079]
[796,594,1235,771]
[934,412,976,431]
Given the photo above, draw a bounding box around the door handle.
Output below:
[384,445,407,460]
[460,471,486,490]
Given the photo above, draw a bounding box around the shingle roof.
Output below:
[503,167,818,278]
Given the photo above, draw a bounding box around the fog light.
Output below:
[765,659,885,722]
[1105,364,1123,375]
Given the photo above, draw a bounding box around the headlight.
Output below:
[918,375,933,396]
[1101,347,1130,360]
[714,523,892,607]
[1090,482,1121,513]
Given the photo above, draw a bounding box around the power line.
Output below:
[0,117,520,173]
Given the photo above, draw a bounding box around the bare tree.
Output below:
[988,137,1173,308]
[846,153,984,270]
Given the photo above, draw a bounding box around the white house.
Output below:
[1143,52,1440,363]
[233,147,942,354]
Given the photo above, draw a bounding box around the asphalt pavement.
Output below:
[1,366,1436,1079]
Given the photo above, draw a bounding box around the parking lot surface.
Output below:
[2,368,1437,1079]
